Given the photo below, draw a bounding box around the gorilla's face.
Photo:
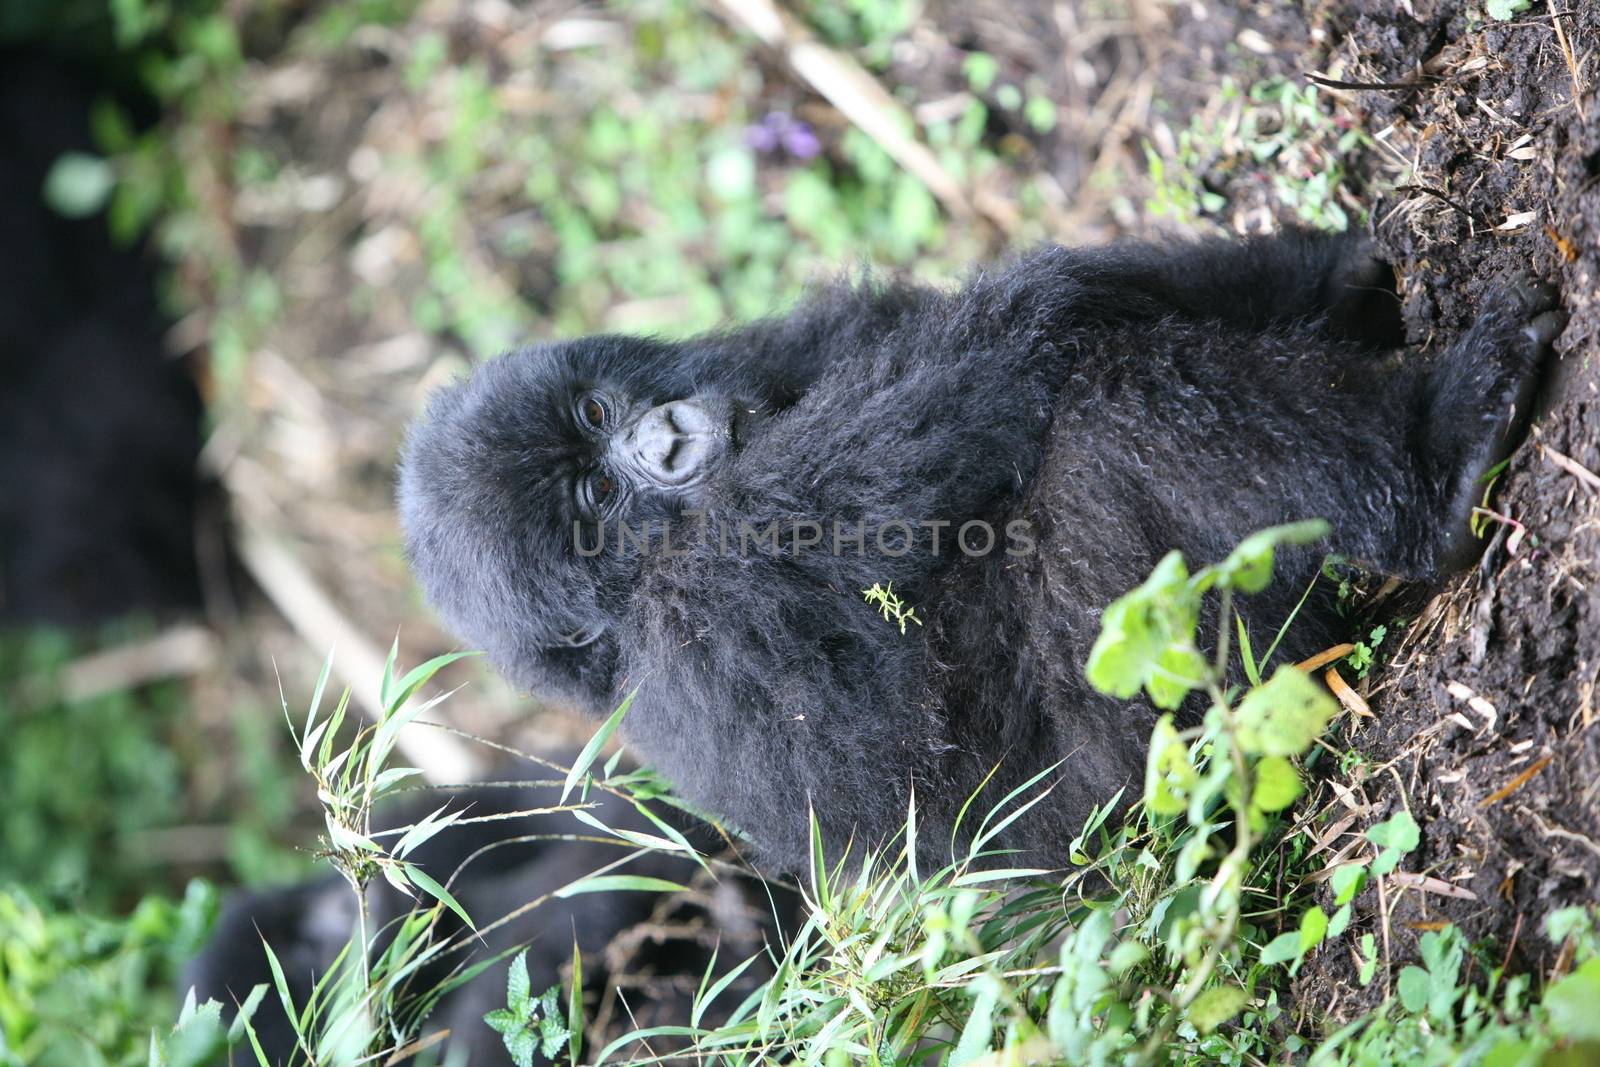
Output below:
[398,335,756,714]
[565,387,738,527]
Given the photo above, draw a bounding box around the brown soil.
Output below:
[1286,0,1600,1020]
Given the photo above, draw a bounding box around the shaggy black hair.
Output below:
[399,231,1561,875]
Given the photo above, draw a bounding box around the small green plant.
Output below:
[285,643,481,989]
[1145,77,1370,231]
[0,880,219,1066]
[863,581,924,634]
[1346,622,1388,678]
[1486,0,1532,20]
[484,954,573,1067]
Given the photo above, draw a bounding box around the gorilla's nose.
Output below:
[627,399,726,488]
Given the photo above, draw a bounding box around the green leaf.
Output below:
[1397,965,1430,1013]
[506,1027,537,1067]
[1371,847,1402,877]
[1358,933,1378,986]
[1327,902,1352,939]
[1330,863,1369,906]
[951,980,997,1064]
[44,152,115,217]
[1252,755,1302,812]
[1188,985,1249,1034]
[1216,520,1330,594]
[507,952,531,1014]
[1235,667,1337,756]
[407,864,474,929]
[1108,941,1148,975]
[226,984,269,1044]
[562,689,636,803]
[386,650,480,714]
[1147,644,1209,710]
[963,52,998,92]
[1299,906,1329,953]
[1486,0,1531,19]
[706,145,756,201]
[1366,811,1420,852]
[568,933,585,1064]
[1545,959,1600,1040]
[1024,96,1057,133]
[1142,714,1197,816]
[1236,612,1262,687]
[1086,551,1201,705]
[483,1008,521,1035]
[1260,930,1302,967]
[553,874,688,898]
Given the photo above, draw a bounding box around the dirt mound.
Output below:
[1293,1,1598,1018]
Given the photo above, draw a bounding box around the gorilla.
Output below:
[398,231,1564,876]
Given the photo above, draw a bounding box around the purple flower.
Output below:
[743,112,821,160]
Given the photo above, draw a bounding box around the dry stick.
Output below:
[235,523,480,784]
[703,0,1015,235]
[1551,11,1587,120]
[56,623,218,704]
[1543,444,1600,493]
[1304,71,1437,92]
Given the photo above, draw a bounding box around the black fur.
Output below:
[399,231,1560,875]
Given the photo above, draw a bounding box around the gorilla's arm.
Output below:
[1041,230,1401,346]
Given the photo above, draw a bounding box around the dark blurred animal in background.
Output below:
[0,50,210,626]
[186,773,792,1064]
[400,231,1564,876]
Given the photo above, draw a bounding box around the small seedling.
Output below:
[863,581,924,634]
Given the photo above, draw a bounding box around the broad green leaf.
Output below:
[1086,551,1200,702]
[1260,930,1302,967]
[1143,714,1196,816]
[484,1008,521,1035]
[1330,863,1369,905]
[1188,985,1249,1034]
[1217,520,1330,594]
[1366,810,1420,852]
[1545,958,1600,1040]
[1147,644,1209,710]
[1486,0,1531,19]
[506,951,531,1013]
[1397,965,1431,1013]
[1235,667,1337,756]
[1299,905,1330,953]
[1252,755,1302,812]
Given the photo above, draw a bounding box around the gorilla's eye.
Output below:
[578,394,608,430]
[582,468,618,516]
